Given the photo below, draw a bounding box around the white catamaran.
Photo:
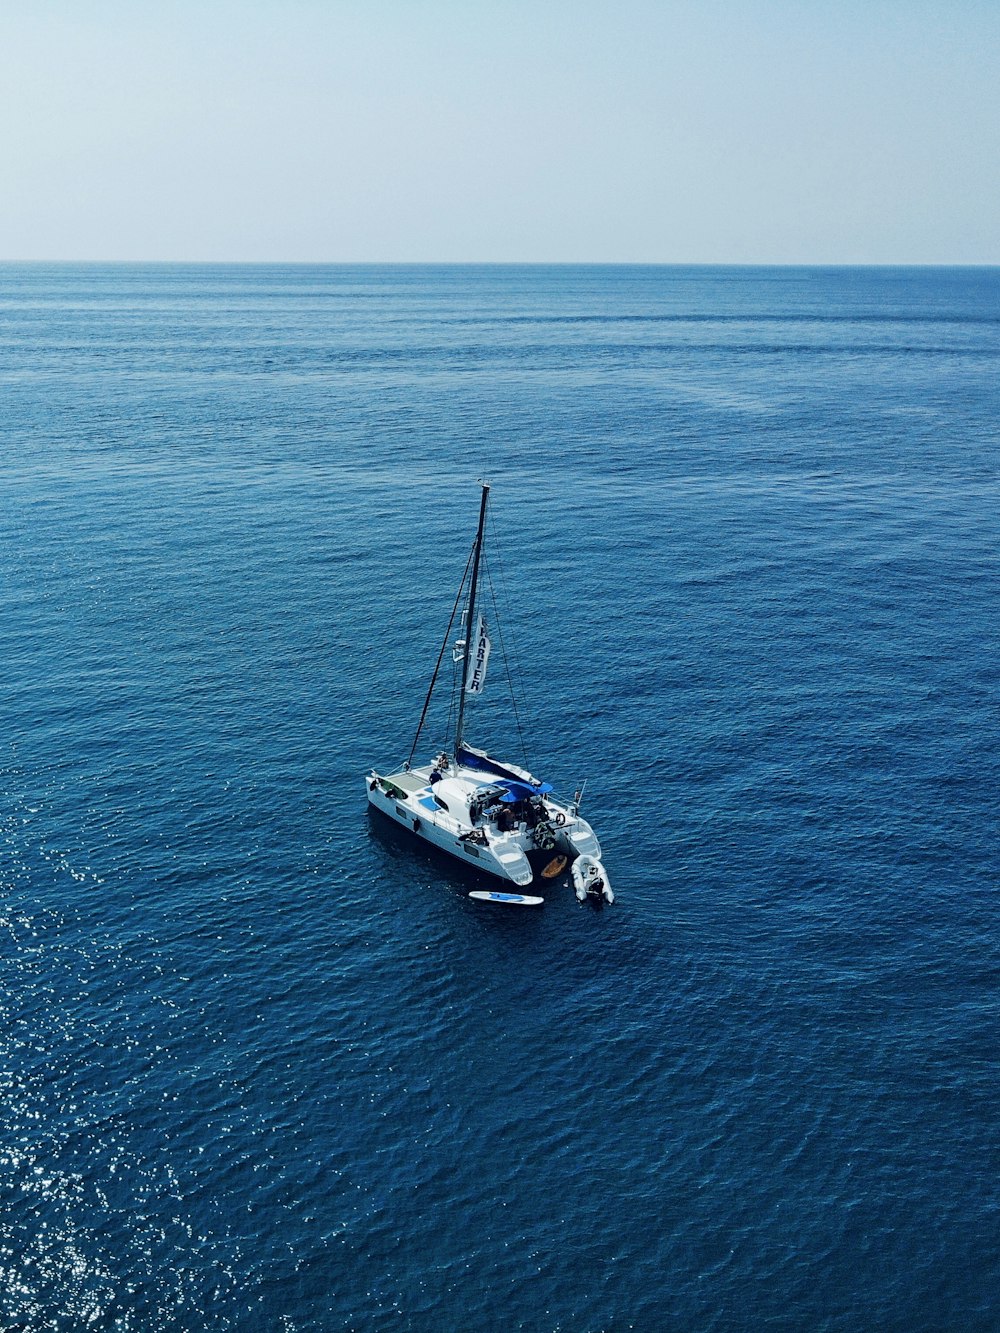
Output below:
[366,483,607,892]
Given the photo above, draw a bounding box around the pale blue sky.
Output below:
[2,0,998,262]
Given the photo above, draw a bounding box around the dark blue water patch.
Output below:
[1,265,998,1331]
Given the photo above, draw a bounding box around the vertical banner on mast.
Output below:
[465,616,491,694]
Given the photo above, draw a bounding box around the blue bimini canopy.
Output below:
[498,779,553,804]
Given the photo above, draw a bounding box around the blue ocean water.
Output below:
[1,264,998,1331]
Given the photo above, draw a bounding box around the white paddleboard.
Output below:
[469,890,544,907]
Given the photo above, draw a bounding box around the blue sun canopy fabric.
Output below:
[498,779,553,803]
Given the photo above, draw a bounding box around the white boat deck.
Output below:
[366,754,601,887]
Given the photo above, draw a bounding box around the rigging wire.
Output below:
[486,507,533,726]
[481,548,530,769]
[405,539,475,768]
[487,505,530,701]
[445,652,458,745]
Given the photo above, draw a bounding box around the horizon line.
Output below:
[2,259,999,269]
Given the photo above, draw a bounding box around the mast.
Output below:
[454,482,490,758]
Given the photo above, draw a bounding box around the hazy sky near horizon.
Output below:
[2,0,998,263]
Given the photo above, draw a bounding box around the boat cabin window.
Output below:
[433,795,450,811]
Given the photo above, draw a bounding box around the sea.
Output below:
[1,264,998,1331]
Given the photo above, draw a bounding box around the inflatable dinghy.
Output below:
[572,854,613,905]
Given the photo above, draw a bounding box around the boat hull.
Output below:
[363,487,607,895]
[367,779,535,886]
[365,758,601,888]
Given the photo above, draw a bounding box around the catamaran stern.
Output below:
[366,771,534,886]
